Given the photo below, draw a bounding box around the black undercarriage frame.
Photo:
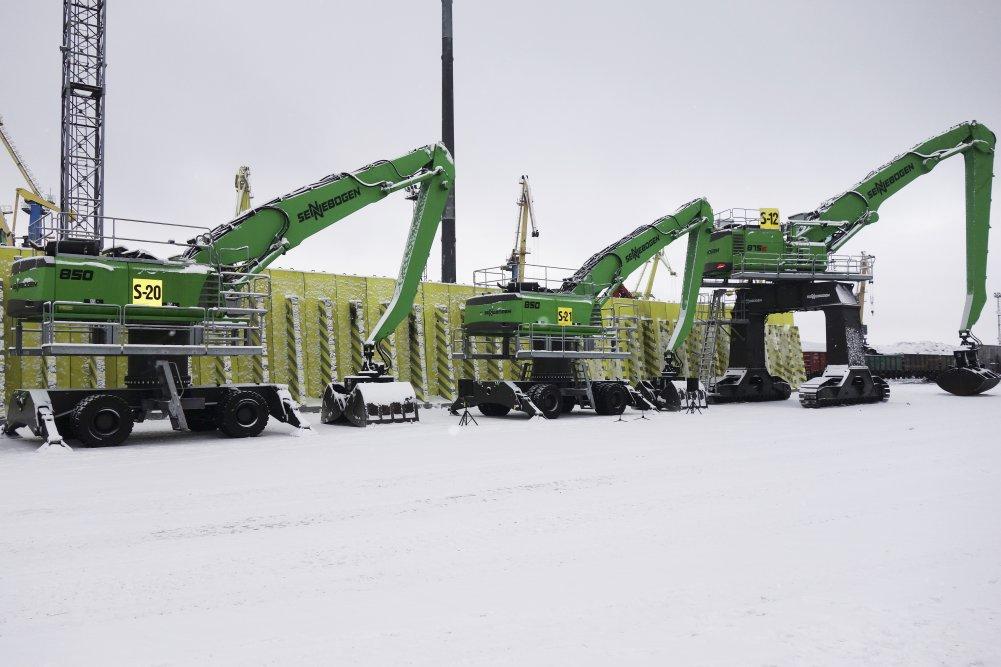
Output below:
[711,280,888,407]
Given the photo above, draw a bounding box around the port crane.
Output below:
[453,197,715,418]
[0,113,60,245]
[4,143,454,448]
[698,121,997,406]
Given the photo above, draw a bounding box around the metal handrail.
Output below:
[26,211,213,252]
[714,208,768,227]
[14,293,268,357]
[452,314,636,361]
[472,262,590,293]
[731,251,875,278]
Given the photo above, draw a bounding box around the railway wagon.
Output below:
[865,353,902,378]
[905,354,951,380]
[802,351,828,379]
[978,344,1001,372]
[865,353,952,380]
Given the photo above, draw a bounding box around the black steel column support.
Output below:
[440,0,456,283]
[59,0,106,246]
[729,281,865,367]
[727,290,768,369]
[823,305,865,366]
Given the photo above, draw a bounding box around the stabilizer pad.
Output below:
[799,366,889,408]
[637,379,683,412]
[709,368,792,404]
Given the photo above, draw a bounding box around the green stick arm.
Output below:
[789,121,995,332]
[667,211,715,352]
[366,148,454,345]
[562,197,715,309]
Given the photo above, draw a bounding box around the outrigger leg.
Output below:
[2,390,72,451]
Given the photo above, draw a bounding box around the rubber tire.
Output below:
[527,383,562,419]
[561,396,577,413]
[216,390,269,438]
[184,409,218,432]
[594,382,629,416]
[477,402,512,417]
[71,394,134,447]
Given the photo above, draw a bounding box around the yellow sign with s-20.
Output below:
[132,278,163,306]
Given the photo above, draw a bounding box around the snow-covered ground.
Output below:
[872,341,959,355]
[801,340,960,355]
[1,383,998,664]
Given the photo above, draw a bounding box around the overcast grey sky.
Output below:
[2,0,1000,346]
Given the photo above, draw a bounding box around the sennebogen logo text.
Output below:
[625,237,660,263]
[297,187,362,223]
[866,164,914,199]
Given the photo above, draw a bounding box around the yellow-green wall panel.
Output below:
[0,246,807,403]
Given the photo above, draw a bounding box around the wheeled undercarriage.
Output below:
[3,267,309,449]
[449,322,680,419]
[4,376,305,449]
[454,360,655,419]
[3,314,309,449]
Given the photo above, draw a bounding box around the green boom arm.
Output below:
[560,197,715,349]
[788,121,995,332]
[183,143,454,347]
